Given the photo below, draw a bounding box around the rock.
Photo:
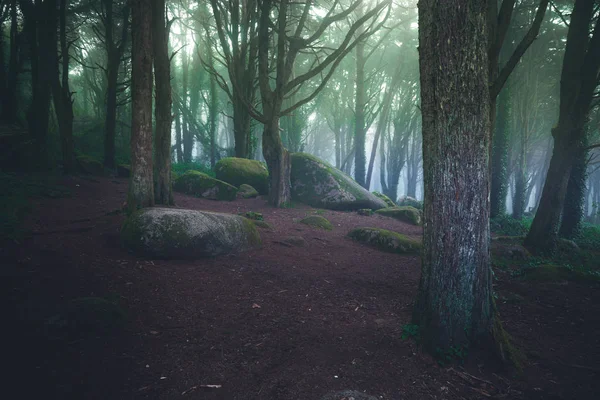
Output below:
[121,207,261,259]
[173,170,238,201]
[282,236,306,247]
[117,164,130,178]
[252,220,273,230]
[215,157,269,194]
[375,206,422,225]
[240,211,263,221]
[357,209,373,216]
[76,154,104,176]
[299,215,333,230]
[321,390,379,400]
[238,183,259,198]
[290,153,387,211]
[397,195,423,210]
[348,227,421,254]
[372,191,395,207]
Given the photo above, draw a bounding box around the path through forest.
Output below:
[2,175,599,399]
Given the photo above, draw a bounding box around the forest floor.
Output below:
[2,175,600,400]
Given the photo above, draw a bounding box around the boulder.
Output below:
[375,206,422,225]
[215,157,269,194]
[372,191,395,207]
[397,195,423,210]
[238,183,259,198]
[173,170,238,201]
[299,215,333,230]
[121,207,261,259]
[290,153,387,211]
[348,227,421,254]
[357,209,373,216]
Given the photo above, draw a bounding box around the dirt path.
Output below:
[2,176,599,399]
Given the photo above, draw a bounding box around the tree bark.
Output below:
[354,39,366,187]
[127,0,154,212]
[262,114,291,207]
[490,84,510,217]
[181,48,192,163]
[1,0,18,123]
[175,112,183,163]
[559,144,588,239]
[413,0,493,353]
[152,0,173,205]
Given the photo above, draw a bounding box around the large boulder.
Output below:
[372,191,395,207]
[290,153,387,211]
[173,170,238,201]
[215,157,269,194]
[121,207,261,259]
[375,206,422,225]
[348,227,421,254]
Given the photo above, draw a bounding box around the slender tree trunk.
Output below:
[127,0,154,212]
[206,39,218,167]
[512,130,527,219]
[559,144,588,238]
[490,85,510,217]
[354,39,366,187]
[413,0,493,353]
[181,49,192,162]
[175,112,183,163]
[1,0,18,123]
[153,0,173,205]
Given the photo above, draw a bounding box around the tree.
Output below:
[127,0,154,212]
[1,0,19,123]
[525,0,600,252]
[153,0,173,204]
[252,0,390,206]
[413,0,494,353]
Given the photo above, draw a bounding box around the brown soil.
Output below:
[2,176,599,400]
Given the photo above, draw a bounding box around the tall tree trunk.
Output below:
[153,0,173,205]
[559,144,588,238]
[512,129,526,219]
[262,114,291,207]
[206,36,218,167]
[1,0,18,122]
[406,134,419,199]
[127,0,154,212]
[490,85,510,217]
[175,112,183,163]
[181,48,192,162]
[354,39,366,187]
[413,0,493,353]
[525,0,599,253]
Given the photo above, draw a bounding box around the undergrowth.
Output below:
[171,162,215,177]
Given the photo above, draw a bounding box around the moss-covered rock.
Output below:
[215,157,269,194]
[282,236,306,247]
[238,183,259,198]
[357,208,374,216]
[76,154,104,176]
[372,192,395,207]
[375,206,422,225]
[299,215,333,230]
[173,170,238,201]
[121,207,261,259]
[290,152,387,211]
[241,211,263,221]
[252,220,273,230]
[348,227,421,254]
[397,195,423,210]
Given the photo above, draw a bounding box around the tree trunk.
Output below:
[512,129,526,220]
[232,94,251,158]
[1,0,18,123]
[175,112,183,163]
[559,144,588,239]
[127,0,154,212]
[181,49,192,163]
[152,0,173,205]
[354,39,366,187]
[413,0,493,353]
[490,85,510,217]
[262,116,291,207]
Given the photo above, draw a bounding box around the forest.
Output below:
[1,0,599,399]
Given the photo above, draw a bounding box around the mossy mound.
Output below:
[357,208,373,216]
[252,220,273,230]
[121,207,261,259]
[290,152,387,211]
[521,265,597,283]
[397,196,423,210]
[375,206,421,226]
[348,227,421,254]
[238,183,259,198]
[76,155,104,176]
[372,192,395,207]
[300,215,333,230]
[215,157,269,194]
[117,164,130,178]
[173,170,238,201]
[45,296,126,339]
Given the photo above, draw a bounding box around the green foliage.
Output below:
[241,211,263,221]
[0,172,70,240]
[401,323,420,341]
[435,345,468,366]
[490,215,531,236]
[172,162,215,177]
[574,224,600,251]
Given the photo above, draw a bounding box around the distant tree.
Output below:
[127,0,154,212]
[525,0,600,252]
[153,0,173,205]
[414,0,495,354]
[0,0,19,123]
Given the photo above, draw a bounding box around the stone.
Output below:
[375,206,422,225]
[300,215,333,230]
[173,170,238,201]
[215,157,269,194]
[238,183,259,198]
[348,227,421,254]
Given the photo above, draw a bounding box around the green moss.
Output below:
[172,162,215,177]
[251,220,273,230]
[348,227,421,254]
[290,152,387,211]
[215,157,269,194]
[300,215,333,230]
[375,206,422,225]
[241,211,263,221]
[397,196,423,210]
[76,154,104,176]
[241,217,263,247]
[238,183,259,198]
[173,170,238,201]
[372,192,395,207]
